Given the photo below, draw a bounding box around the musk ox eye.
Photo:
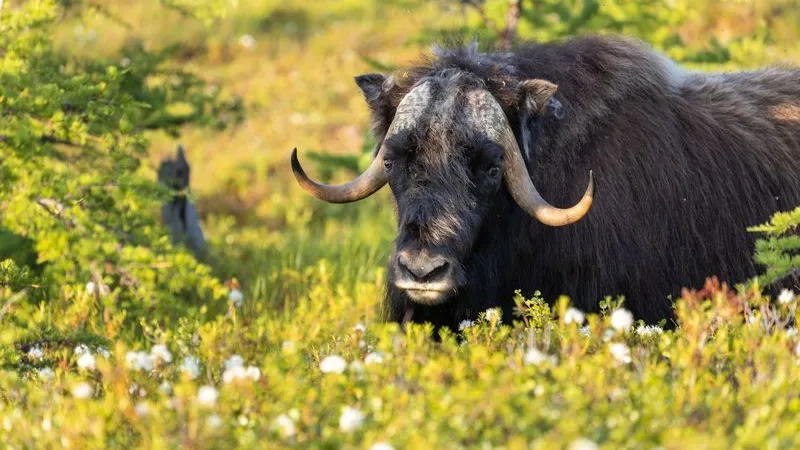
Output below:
[383,159,394,172]
[487,166,501,178]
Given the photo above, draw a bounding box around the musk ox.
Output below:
[291,35,800,331]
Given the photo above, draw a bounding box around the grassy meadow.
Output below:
[2,0,800,448]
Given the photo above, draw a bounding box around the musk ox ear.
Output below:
[520,79,565,119]
[354,73,389,107]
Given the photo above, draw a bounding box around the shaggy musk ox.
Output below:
[291,35,800,331]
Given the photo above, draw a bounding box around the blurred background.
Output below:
[42,0,800,307]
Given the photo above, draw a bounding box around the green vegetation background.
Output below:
[1,0,799,448]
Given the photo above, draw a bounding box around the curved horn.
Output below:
[465,90,593,226]
[291,81,433,204]
[291,147,388,204]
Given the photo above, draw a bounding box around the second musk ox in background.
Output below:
[291,35,800,331]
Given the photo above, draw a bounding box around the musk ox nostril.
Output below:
[398,253,450,282]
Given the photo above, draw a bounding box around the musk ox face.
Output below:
[290,69,594,319]
[378,78,513,305]
[383,115,505,305]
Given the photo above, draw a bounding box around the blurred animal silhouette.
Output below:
[158,145,207,259]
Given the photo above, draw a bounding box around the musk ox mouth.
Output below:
[394,281,454,305]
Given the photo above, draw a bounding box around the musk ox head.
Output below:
[291,61,593,321]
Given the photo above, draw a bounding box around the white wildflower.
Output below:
[126,351,154,372]
[71,382,93,399]
[353,322,367,333]
[222,365,261,384]
[41,418,52,432]
[238,415,249,426]
[635,325,663,336]
[786,327,798,338]
[27,346,44,361]
[274,414,296,437]
[484,308,502,324]
[609,342,632,364]
[151,344,173,364]
[180,356,201,379]
[134,402,149,417]
[38,367,54,380]
[229,289,244,307]
[364,352,384,365]
[128,383,147,397]
[370,443,394,450]
[246,366,261,380]
[610,308,634,332]
[778,289,796,305]
[85,281,109,297]
[319,355,347,374]
[77,352,96,371]
[74,344,90,356]
[564,307,585,325]
[207,414,223,429]
[458,320,474,331]
[339,406,364,432]
[197,385,218,407]
[159,381,173,394]
[350,360,364,374]
[120,57,131,68]
[224,355,244,370]
[578,326,591,337]
[524,348,556,366]
[603,329,615,342]
[569,437,599,450]
[282,341,296,353]
[238,34,256,50]
[97,347,110,359]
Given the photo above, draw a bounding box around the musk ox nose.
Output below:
[397,252,451,283]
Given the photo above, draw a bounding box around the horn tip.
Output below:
[290,148,301,172]
[290,148,311,187]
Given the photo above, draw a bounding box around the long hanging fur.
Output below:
[366,35,800,330]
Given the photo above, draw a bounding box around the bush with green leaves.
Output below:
[751,207,800,291]
[438,0,791,68]
[0,0,241,343]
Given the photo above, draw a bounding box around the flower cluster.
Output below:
[221,355,261,384]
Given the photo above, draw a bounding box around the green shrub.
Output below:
[0,0,240,340]
[750,207,800,290]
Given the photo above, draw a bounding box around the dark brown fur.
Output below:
[365,35,800,328]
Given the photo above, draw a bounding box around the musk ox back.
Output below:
[291,35,800,331]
